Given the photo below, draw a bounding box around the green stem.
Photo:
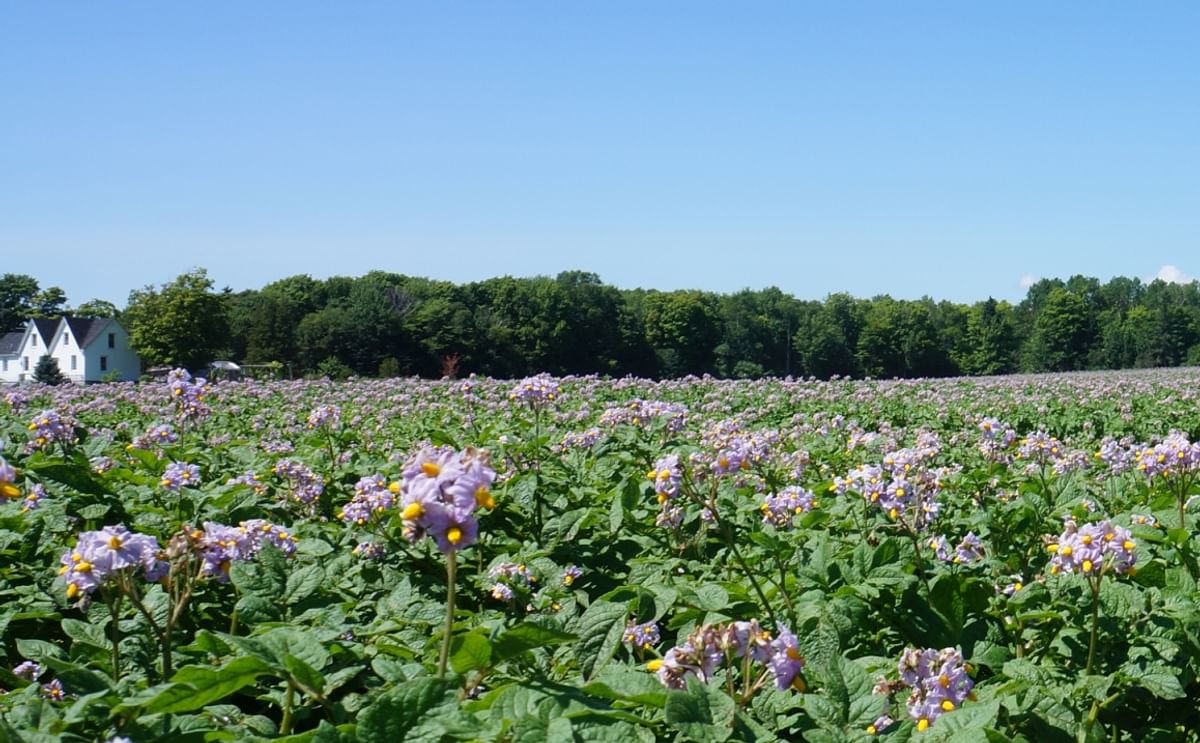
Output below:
[1085,576,1101,676]
[109,592,122,682]
[437,550,458,678]
[280,680,295,735]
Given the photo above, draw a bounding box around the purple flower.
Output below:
[40,678,65,701]
[761,486,816,528]
[768,626,806,690]
[13,660,42,680]
[161,461,201,491]
[622,620,661,649]
[398,446,494,553]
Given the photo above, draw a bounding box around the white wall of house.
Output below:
[49,321,82,383]
[84,321,141,382]
[0,324,44,384]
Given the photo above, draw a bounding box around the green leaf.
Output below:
[15,638,66,663]
[285,654,326,695]
[139,656,274,714]
[285,564,325,604]
[664,680,735,742]
[582,667,669,708]
[355,676,459,743]
[61,618,110,650]
[493,622,577,662]
[450,630,493,673]
[1136,667,1186,700]
[572,600,627,680]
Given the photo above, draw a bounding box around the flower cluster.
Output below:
[599,399,689,431]
[21,483,47,512]
[27,410,74,451]
[977,418,1017,462]
[561,565,582,586]
[228,471,269,495]
[835,443,950,531]
[192,519,297,581]
[1134,431,1200,478]
[273,459,325,505]
[161,461,201,491]
[510,374,559,406]
[760,486,816,528]
[651,620,805,693]
[872,647,974,733]
[623,620,661,650]
[13,660,42,681]
[130,423,178,451]
[398,446,495,553]
[306,404,341,430]
[928,532,985,564]
[1016,432,1088,475]
[339,474,397,525]
[167,369,211,421]
[1095,435,1135,475]
[487,561,536,601]
[59,525,167,599]
[554,428,603,452]
[1045,519,1136,576]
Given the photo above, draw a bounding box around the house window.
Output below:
[108,333,115,348]
[100,356,108,371]
[71,355,77,370]
[31,335,37,347]
[1,360,6,372]
[22,357,29,370]
[63,333,70,345]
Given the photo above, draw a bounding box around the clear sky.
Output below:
[2,2,1197,307]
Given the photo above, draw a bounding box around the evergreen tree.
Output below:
[33,355,66,385]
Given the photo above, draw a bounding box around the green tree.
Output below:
[30,287,68,318]
[642,290,720,377]
[72,299,119,318]
[1023,287,1092,372]
[0,273,42,332]
[962,299,1017,375]
[33,355,67,385]
[123,269,230,370]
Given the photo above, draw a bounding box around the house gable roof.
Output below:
[0,331,22,356]
[63,316,111,349]
[32,318,58,345]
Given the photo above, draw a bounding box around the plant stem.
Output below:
[437,550,458,678]
[109,593,122,681]
[1085,576,1101,676]
[280,680,295,735]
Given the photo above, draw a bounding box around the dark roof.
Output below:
[64,316,110,348]
[32,318,58,344]
[0,331,22,356]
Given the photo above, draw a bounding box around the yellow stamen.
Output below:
[917,719,929,732]
[421,462,440,477]
[646,659,663,671]
[402,502,423,520]
[941,700,955,711]
[447,527,463,544]
[475,487,495,509]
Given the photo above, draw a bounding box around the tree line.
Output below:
[4,269,1200,380]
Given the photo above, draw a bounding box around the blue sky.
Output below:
[2,2,1197,307]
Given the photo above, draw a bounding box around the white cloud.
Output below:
[1018,274,1036,290]
[1154,264,1192,284]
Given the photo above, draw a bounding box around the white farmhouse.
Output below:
[0,316,142,384]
